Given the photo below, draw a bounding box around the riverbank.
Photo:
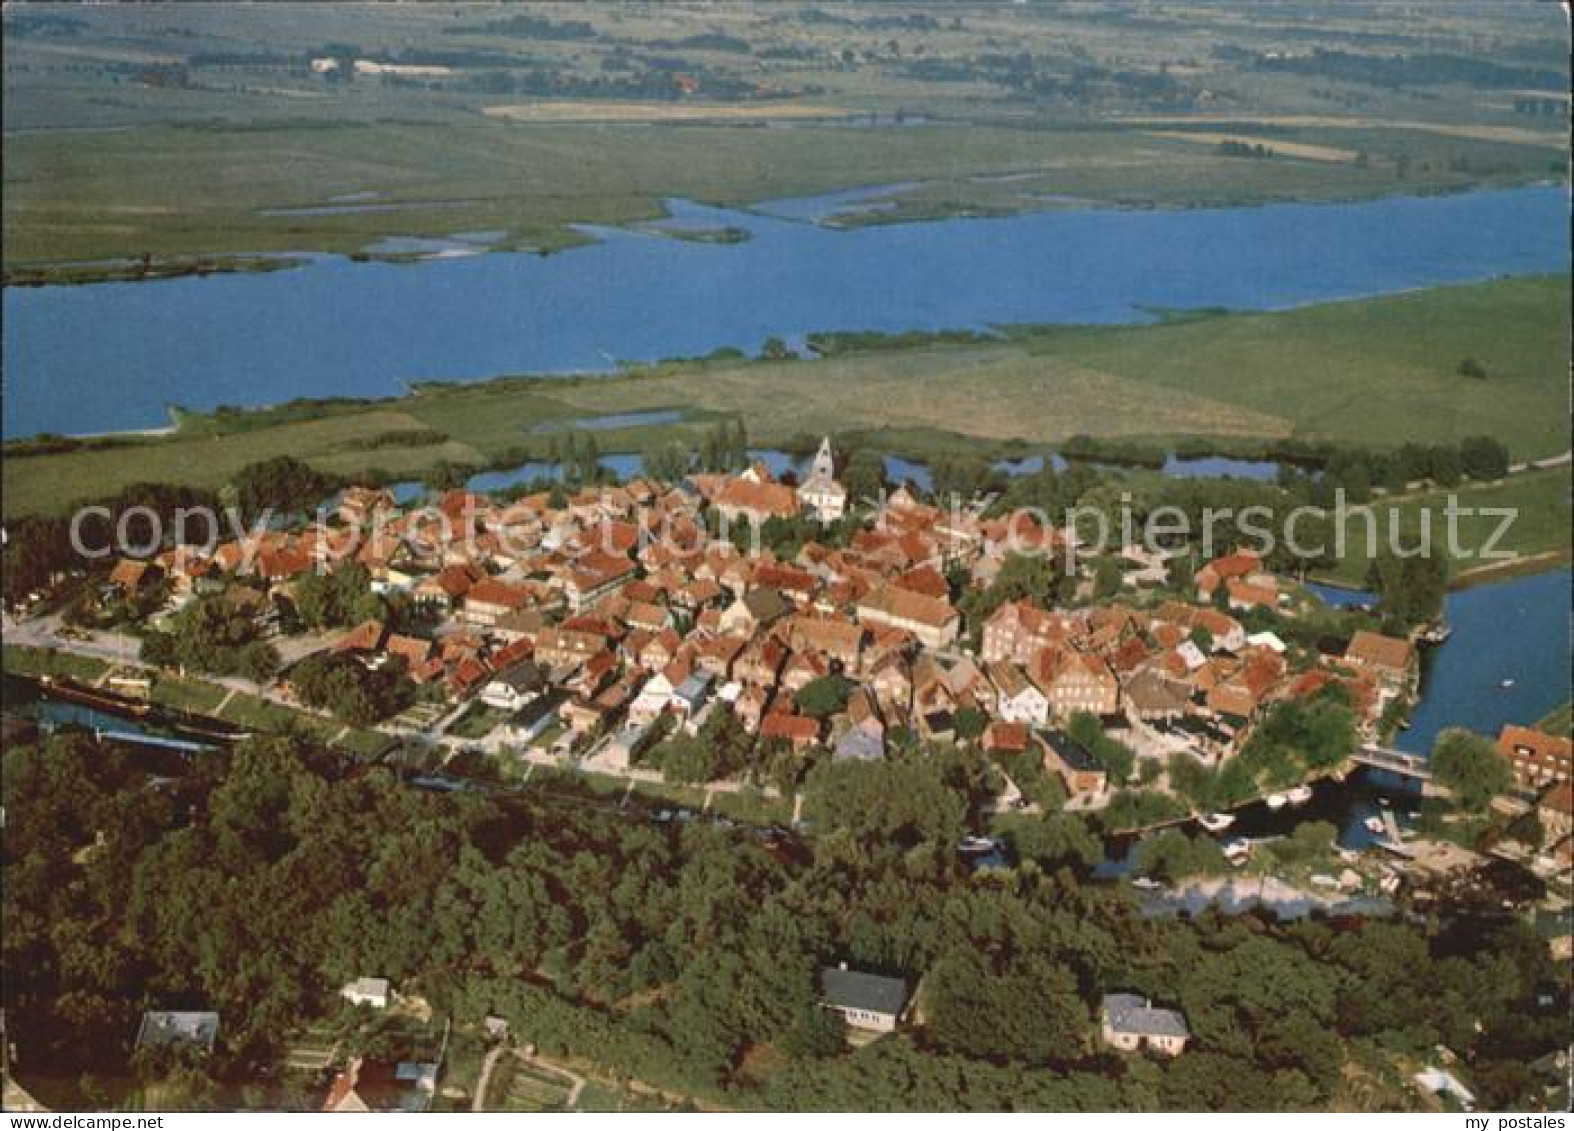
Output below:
[8,114,1564,275]
[2,253,306,289]
[4,274,1568,515]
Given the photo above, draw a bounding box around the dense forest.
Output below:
[3,732,1565,1110]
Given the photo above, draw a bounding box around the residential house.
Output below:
[787,614,866,671]
[668,671,713,722]
[1041,728,1108,798]
[1497,725,1572,791]
[480,661,546,712]
[340,977,391,1010]
[414,563,481,610]
[537,623,612,668]
[760,712,821,752]
[564,550,638,611]
[628,670,678,726]
[1194,550,1262,601]
[980,720,1029,756]
[1123,669,1189,724]
[855,583,959,650]
[136,1011,220,1055]
[599,720,656,771]
[107,557,163,594]
[833,725,885,762]
[1101,994,1190,1056]
[988,661,1049,725]
[819,965,909,1033]
[1343,630,1415,689]
[1538,783,1574,841]
[1031,646,1119,718]
[712,476,800,525]
[338,486,397,527]
[981,600,1066,665]
[322,1057,435,1114]
[462,579,532,628]
[719,586,793,636]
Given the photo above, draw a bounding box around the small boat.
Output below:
[1197,812,1235,833]
[1286,785,1314,807]
[1364,816,1387,835]
[1501,679,1515,689]
[1265,793,1289,810]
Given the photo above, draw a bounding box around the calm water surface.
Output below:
[5,185,1567,438]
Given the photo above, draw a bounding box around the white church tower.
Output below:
[798,436,847,523]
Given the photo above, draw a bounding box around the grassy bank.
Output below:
[3,276,1566,518]
[1315,466,1573,587]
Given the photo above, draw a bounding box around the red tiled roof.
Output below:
[760,713,820,742]
[466,579,531,610]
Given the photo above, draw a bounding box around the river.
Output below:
[4,184,1568,438]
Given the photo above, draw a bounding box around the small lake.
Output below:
[5,185,1567,438]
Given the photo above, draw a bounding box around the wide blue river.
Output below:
[3,184,1568,438]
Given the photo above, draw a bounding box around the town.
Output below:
[3,0,1569,1117]
[5,435,1569,1112]
[10,431,1571,881]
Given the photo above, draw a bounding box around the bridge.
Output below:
[1350,744,1449,797]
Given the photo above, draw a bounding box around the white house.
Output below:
[988,661,1049,725]
[1101,994,1189,1056]
[628,671,677,726]
[340,977,391,1010]
[480,661,545,712]
[820,964,909,1034]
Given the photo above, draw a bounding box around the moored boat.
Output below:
[1286,785,1314,807]
[1265,792,1289,810]
[1197,812,1235,833]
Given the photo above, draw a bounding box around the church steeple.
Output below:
[810,436,835,482]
